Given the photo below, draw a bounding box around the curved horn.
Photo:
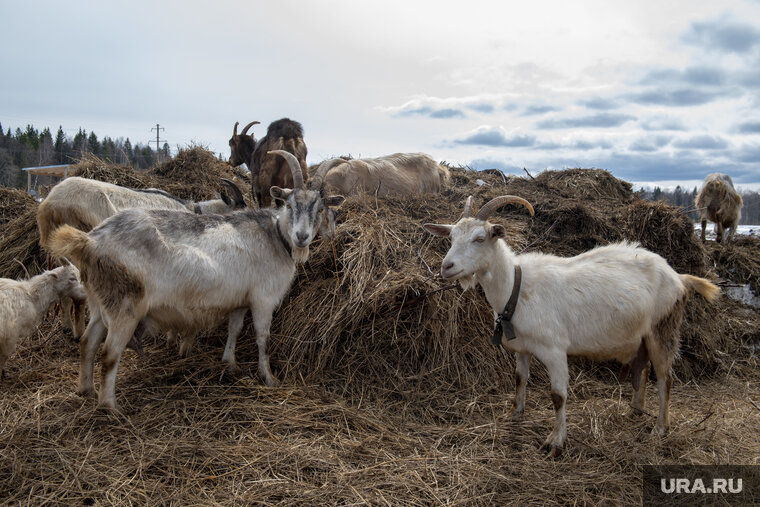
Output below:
[474,195,535,221]
[268,150,304,189]
[462,196,474,218]
[232,121,239,140]
[241,120,260,137]
[310,157,345,191]
[220,178,246,209]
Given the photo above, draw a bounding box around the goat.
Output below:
[250,118,308,207]
[695,173,743,243]
[228,120,260,168]
[47,150,344,409]
[424,195,720,456]
[0,266,86,377]
[37,176,246,341]
[311,153,450,197]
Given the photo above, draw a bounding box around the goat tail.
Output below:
[680,274,720,303]
[48,225,92,268]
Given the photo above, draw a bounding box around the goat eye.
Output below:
[473,237,484,243]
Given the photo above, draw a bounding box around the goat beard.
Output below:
[459,274,477,291]
[291,246,309,264]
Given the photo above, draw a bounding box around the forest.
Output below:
[1,122,759,224]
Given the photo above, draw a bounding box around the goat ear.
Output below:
[490,224,506,239]
[270,186,292,202]
[324,195,345,208]
[423,223,453,237]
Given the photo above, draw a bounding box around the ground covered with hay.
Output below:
[1,150,759,505]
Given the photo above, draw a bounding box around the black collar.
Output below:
[276,222,293,258]
[491,265,522,345]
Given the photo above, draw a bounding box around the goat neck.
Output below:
[475,238,519,315]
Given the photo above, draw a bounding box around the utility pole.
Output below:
[151,123,166,163]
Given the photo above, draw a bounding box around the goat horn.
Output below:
[241,121,260,137]
[462,196,474,218]
[474,195,534,221]
[310,157,345,191]
[232,121,239,140]
[268,150,304,189]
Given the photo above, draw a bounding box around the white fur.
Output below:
[426,213,718,454]
[0,266,85,375]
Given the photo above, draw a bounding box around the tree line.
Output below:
[637,185,760,225]
[0,122,171,188]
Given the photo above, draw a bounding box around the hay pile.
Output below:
[1,151,759,504]
[0,187,46,280]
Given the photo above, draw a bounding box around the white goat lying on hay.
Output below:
[0,266,86,377]
[424,195,720,456]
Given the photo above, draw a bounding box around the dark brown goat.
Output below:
[250,118,308,207]
[228,120,260,168]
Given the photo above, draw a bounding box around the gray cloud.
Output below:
[629,135,672,152]
[640,117,687,131]
[737,121,760,133]
[429,108,466,119]
[520,104,561,116]
[736,144,760,163]
[395,106,466,119]
[536,112,635,129]
[579,97,619,110]
[468,103,495,114]
[532,138,613,151]
[640,66,726,87]
[453,127,536,147]
[627,88,724,107]
[682,19,760,54]
[672,135,729,150]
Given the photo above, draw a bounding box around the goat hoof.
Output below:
[77,387,95,398]
[505,406,523,421]
[224,363,242,376]
[264,376,280,388]
[541,442,564,458]
[653,425,668,437]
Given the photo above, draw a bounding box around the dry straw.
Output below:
[1,152,758,504]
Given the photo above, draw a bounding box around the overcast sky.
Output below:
[2,0,759,190]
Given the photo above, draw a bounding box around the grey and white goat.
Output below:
[424,195,720,456]
[0,266,86,376]
[37,176,246,341]
[48,151,344,409]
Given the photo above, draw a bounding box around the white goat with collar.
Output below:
[424,195,719,456]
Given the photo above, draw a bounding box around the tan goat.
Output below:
[695,173,743,243]
[311,153,450,197]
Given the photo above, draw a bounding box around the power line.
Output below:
[150,123,167,162]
